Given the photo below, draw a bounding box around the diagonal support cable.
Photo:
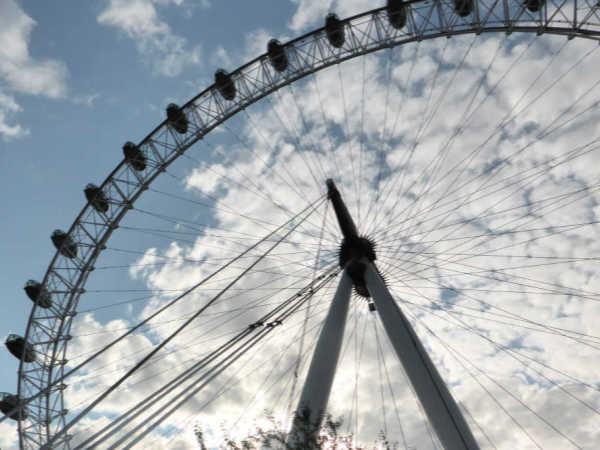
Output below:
[41,197,325,448]
[77,265,338,449]
[2,198,326,428]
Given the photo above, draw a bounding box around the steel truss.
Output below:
[14,0,600,447]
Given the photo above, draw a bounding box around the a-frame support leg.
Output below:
[287,270,352,447]
[365,262,479,449]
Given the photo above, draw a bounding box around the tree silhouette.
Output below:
[194,410,398,449]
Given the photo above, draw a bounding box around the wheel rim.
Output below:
[11,2,600,448]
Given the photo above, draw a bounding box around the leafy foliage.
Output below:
[194,411,398,450]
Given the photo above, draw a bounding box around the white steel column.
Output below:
[287,270,353,446]
[364,262,479,450]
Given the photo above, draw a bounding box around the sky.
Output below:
[1,0,600,449]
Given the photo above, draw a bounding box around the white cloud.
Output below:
[0,0,69,140]
[31,23,600,449]
[288,0,334,32]
[186,161,227,194]
[0,90,29,141]
[0,1,68,98]
[243,28,276,64]
[288,0,383,32]
[167,33,599,447]
[72,92,100,107]
[152,0,210,7]
[211,45,233,69]
[210,28,291,72]
[98,0,202,77]
[0,420,18,450]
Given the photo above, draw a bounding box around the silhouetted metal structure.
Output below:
[288,180,479,449]
[5,0,600,447]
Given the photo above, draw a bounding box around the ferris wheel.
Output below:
[2,0,600,448]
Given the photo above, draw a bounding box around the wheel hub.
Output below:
[327,178,380,298]
[338,235,376,298]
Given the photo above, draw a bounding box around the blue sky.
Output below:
[0,0,296,389]
[0,0,301,444]
[2,0,600,448]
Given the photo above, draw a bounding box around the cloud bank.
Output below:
[98,0,202,77]
[0,0,69,141]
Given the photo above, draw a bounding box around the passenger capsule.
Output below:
[166,103,189,134]
[24,280,52,309]
[454,0,473,17]
[325,14,345,48]
[215,69,236,101]
[84,184,109,213]
[368,302,377,312]
[525,0,545,12]
[0,393,28,420]
[267,39,288,72]
[387,0,407,29]
[5,334,35,363]
[122,141,147,171]
[51,230,77,259]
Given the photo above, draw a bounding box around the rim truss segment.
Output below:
[16,0,600,447]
